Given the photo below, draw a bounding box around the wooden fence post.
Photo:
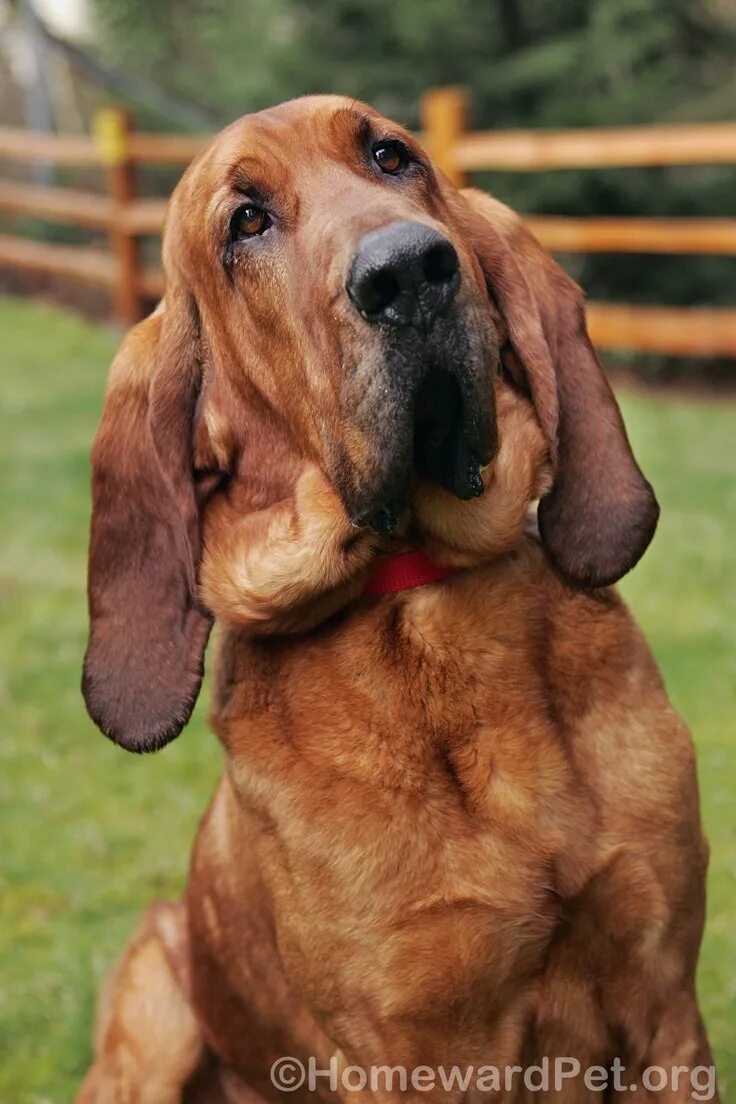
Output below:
[93,106,140,324]
[420,86,468,187]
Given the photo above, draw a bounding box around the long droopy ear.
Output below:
[456,188,659,589]
[82,293,212,752]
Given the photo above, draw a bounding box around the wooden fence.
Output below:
[1,87,735,356]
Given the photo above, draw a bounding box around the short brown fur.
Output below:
[79,97,714,1102]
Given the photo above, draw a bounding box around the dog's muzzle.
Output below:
[347,220,460,331]
[345,221,496,534]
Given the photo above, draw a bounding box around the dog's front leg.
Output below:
[609,997,719,1103]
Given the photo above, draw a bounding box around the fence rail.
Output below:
[452,123,736,172]
[1,88,735,355]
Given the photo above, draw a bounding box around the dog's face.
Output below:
[168,96,497,532]
[83,96,658,753]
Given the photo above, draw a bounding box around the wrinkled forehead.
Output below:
[180,95,400,204]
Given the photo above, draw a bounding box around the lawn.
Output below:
[0,293,734,1102]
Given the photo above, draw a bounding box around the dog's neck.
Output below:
[200,386,550,635]
[362,550,458,597]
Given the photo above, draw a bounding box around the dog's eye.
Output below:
[231,204,271,239]
[372,141,409,175]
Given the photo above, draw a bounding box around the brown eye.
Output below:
[231,204,270,239]
[373,141,407,175]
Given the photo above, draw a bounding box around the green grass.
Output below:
[0,293,733,1102]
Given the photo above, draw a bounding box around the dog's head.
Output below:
[82,95,658,752]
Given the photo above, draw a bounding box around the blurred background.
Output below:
[0,1,734,1100]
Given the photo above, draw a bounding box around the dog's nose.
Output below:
[347,221,459,328]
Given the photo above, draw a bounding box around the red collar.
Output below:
[362,549,457,597]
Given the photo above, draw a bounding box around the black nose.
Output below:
[347,221,459,328]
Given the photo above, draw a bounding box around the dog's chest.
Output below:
[214,590,595,1025]
[235,746,568,1029]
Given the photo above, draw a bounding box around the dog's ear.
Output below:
[82,291,212,752]
[456,188,659,588]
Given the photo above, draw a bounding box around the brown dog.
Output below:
[78,96,716,1103]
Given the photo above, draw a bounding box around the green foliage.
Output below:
[89,0,736,378]
[0,295,735,1099]
[91,0,735,129]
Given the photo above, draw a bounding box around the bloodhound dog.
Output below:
[78,96,716,1103]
